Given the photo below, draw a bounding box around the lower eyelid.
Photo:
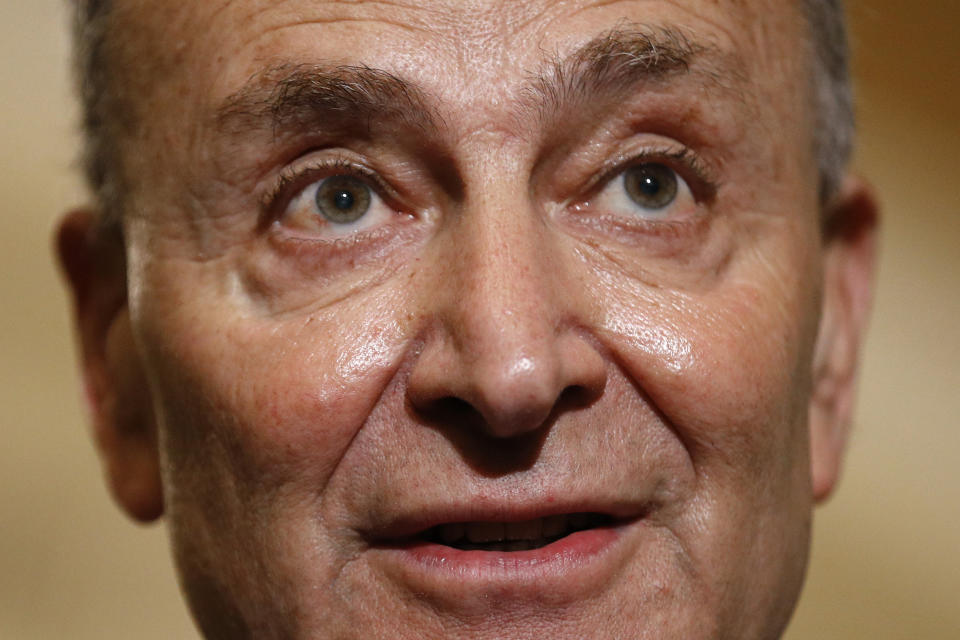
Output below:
[587,168,695,220]
[266,153,389,215]
[592,145,719,203]
[279,180,399,237]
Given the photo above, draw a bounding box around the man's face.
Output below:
[62,0,875,638]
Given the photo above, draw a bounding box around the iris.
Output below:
[623,163,678,210]
[315,175,372,223]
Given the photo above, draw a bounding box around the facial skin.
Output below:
[57,0,878,638]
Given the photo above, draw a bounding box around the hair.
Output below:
[802,0,854,204]
[72,0,120,224]
[71,0,854,222]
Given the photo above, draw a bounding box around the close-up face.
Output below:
[58,0,878,638]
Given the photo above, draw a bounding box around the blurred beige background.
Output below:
[1,1,957,638]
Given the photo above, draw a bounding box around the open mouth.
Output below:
[418,512,615,552]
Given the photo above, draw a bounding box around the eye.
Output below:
[623,164,678,210]
[280,174,394,236]
[589,162,694,220]
[316,175,371,223]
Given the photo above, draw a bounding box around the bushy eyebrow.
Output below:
[215,63,443,135]
[524,25,741,121]
[213,25,741,139]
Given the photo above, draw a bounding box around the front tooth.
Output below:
[440,523,465,544]
[466,522,505,543]
[506,519,543,541]
[542,514,567,537]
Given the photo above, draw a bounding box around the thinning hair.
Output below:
[71,0,854,222]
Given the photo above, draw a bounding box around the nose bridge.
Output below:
[453,182,558,360]
[406,167,607,439]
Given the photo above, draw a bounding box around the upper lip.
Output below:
[361,495,655,542]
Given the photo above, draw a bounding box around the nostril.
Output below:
[417,393,552,441]
[408,355,566,439]
[405,318,607,440]
[419,396,483,426]
[559,383,602,411]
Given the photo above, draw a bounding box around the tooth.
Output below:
[440,523,465,544]
[507,540,532,552]
[466,522,505,543]
[570,513,589,529]
[542,515,567,537]
[505,519,543,541]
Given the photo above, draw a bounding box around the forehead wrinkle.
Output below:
[215,62,446,138]
[236,14,438,48]
[519,23,747,124]
[233,0,499,50]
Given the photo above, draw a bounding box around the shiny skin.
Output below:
[57,0,877,638]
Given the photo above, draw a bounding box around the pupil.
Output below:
[315,175,371,223]
[333,190,354,210]
[624,163,678,210]
[639,175,660,196]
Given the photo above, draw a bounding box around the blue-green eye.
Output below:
[623,163,678,210]
[315,175,372,223]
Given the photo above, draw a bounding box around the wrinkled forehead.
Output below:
[106,0,809,128]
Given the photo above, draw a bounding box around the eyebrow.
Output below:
[525,25,739,120]
[215,63,443,135]
[214,25,739,139]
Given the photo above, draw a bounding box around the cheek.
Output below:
[133,271,415,508]
[589,241,822,634]
[130,271,418,631]
[594,240,822,486]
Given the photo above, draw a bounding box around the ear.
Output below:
[809,176,879,502]
[55,209,163,522]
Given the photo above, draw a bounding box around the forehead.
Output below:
[110,0,808,123]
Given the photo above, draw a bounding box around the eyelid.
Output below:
[581,145,719,204]
[261,153,400,224]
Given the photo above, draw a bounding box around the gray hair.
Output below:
[71,0,854,222]
[803,0,854,204]
[72,0,121,224]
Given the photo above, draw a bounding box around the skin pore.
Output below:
[57,0,877,638]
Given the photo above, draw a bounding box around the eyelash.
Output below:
[261,155,395,223]
[586,146,719,203]
[261,145,718,229]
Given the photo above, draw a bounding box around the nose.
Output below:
[406,187,607,439]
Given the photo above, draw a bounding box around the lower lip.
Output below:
[374,524,632,597]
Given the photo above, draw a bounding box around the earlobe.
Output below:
[55,209,164,522]
[809,175,879,502]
